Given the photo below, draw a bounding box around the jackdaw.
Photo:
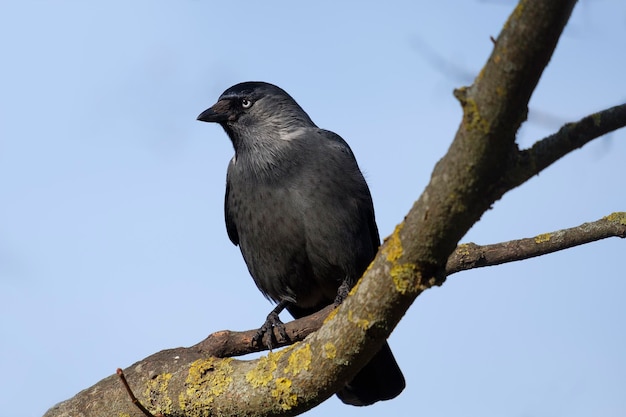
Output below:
[197,81,405,406]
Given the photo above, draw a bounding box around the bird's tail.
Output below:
[336,341,405,406]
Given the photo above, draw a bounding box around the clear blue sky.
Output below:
[1,2,625,416]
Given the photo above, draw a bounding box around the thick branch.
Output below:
[400,0,577,272]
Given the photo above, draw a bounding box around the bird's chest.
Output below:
[227,171,330,304]
[229,177,303,243]
[227,171,310,273]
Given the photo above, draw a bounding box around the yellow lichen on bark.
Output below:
[463,97,490,134]
[605,212,626,225]
[534,233,552,244]
[246,350,284,388]
[456,243,471,257]
[179,357,233,411]
[144,373,173,415]
[271,378,298,411]
[390,263,420,294]
[284,343,312,376]
[323,342,336,360]
[323,306,339,324]
[347,309,372,331]
[382,223,404,263]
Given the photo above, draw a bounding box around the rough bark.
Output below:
[44,1,626,416]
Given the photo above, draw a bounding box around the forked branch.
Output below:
[194,213,626,358]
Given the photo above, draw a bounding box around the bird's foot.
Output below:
[333,279,352,307]
[252,302,289,350]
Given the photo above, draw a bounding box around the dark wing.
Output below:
[366,197,381,253]
[224,166,239,246]
[323,129,380,255]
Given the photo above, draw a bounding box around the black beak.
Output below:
[197,99,231,123]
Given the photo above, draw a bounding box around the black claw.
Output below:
[253,301,289,350]
[333,278,352,306]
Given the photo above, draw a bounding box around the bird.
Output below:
[197,81,405,406]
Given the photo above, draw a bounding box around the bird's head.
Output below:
[197,82,316,151]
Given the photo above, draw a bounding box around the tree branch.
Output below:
[43,213,626,417]
[128,212,614,362]
[400,0,578,272]
[192,305,333,358]
[190,212,626,358]
[502,103,626,192]
[446,212,626,275]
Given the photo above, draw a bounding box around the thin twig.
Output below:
[117,368,161,417]
[446,212,626,275]
[504,103,626,192]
